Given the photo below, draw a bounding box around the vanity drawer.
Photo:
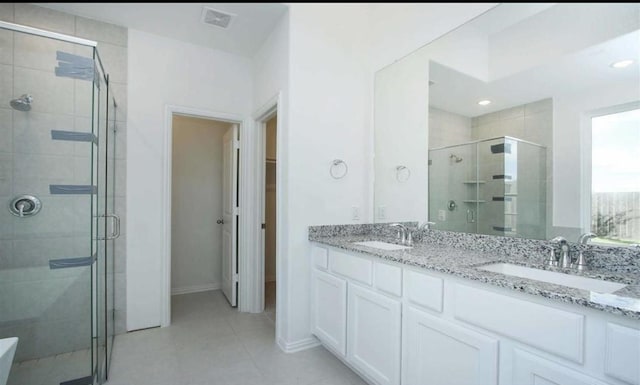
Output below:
[605,322,640,385]
[312,245,328,270]
[329,249,373,285]
[454,284,584,363]
[404,269,443,313]
[374,262,402,297]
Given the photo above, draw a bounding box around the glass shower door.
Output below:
[0,25,97,385]
[93,55,118,385]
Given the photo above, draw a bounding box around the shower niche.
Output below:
[429,136,547,239]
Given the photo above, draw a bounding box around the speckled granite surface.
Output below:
[309,224,640,320]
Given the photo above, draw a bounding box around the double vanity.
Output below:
[308,224,640,385]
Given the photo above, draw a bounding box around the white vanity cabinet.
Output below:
[309,244,639,385]
[402,305,499,385]
[311,269,347,356]
[348,284,401,385]
[512,348,611,385]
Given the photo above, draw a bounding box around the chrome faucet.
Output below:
[389,223,412,245]
[549,236,571,268]
[418,221,436,230]
[575,232,596,271]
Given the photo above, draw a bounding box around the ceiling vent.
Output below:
[201,7,235,29]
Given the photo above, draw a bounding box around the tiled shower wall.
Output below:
[0,3,127,360]
[428,106,472,149]
[471,98,553,239]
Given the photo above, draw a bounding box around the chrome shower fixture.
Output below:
[450,154,463,163]
[10,94,33,111]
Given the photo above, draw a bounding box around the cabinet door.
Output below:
[403,306,499,385]
[311,269,347,356]
[513,349,609,385]
[347,284,401,385]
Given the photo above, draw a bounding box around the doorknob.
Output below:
[216,219,224,224]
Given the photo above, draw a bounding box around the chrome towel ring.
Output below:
[330,159,348,179]
[396,165,410,182]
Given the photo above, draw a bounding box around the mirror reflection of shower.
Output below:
[450,153,463,163]
[10,94,33,111]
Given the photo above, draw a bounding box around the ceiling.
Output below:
[429,30,640,118]
[35,3,288,57]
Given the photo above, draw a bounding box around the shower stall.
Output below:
[429,136,547,239]
[0,21,119,385]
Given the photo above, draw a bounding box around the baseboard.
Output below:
[277,336,321,353]
[318,341,376,385]
[266,275,276,283]
[171,283,220,296]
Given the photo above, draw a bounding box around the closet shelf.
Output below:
[463,180,486,184]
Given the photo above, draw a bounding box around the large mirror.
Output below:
[373,3,640,245]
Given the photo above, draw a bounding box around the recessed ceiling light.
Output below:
[611,60,634,69]
[478,100,491,106]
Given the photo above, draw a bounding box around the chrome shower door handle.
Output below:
[98,214,121,240]
[106,214,120,240]
[110,213,121,240]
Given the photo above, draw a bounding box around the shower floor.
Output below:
[8,348,92,385]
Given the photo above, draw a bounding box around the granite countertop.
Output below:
[310,232,640,320]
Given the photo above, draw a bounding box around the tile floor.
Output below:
[105,289,367,385]
[8,348,91,385]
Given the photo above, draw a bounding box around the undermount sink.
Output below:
[353,241,412,251]
[478,263,626,293]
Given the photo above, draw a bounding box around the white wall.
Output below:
[369,3,497,72]
[374,54,430,222]
[127,29,252,331]
[265,3,505,349]
[280,3,373,346]
[171,116,230,294]
[488,3,640,80]
[554,80,639,234]
[251,10,289,343]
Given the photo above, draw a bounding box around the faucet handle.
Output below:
[542,244,558,267]
[406,230,413,246]
[574,250,589,271]
[550,236,567,245]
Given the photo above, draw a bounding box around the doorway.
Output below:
[263,114,278,323]
[170,114,239,318]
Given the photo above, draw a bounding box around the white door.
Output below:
[311,269,347,356]
[403,306,498,385]
[347,284,401,385]
[222,124,239,306]
[512,349,610,385]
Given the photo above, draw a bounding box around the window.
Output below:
[591,108,640,245]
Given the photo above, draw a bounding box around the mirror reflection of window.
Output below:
[591,107,640,245]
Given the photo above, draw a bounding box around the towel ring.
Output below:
[330,159,348,179]
[396,165,410,182]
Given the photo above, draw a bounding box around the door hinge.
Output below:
[233,273,239,283]
[261,223,266,229]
